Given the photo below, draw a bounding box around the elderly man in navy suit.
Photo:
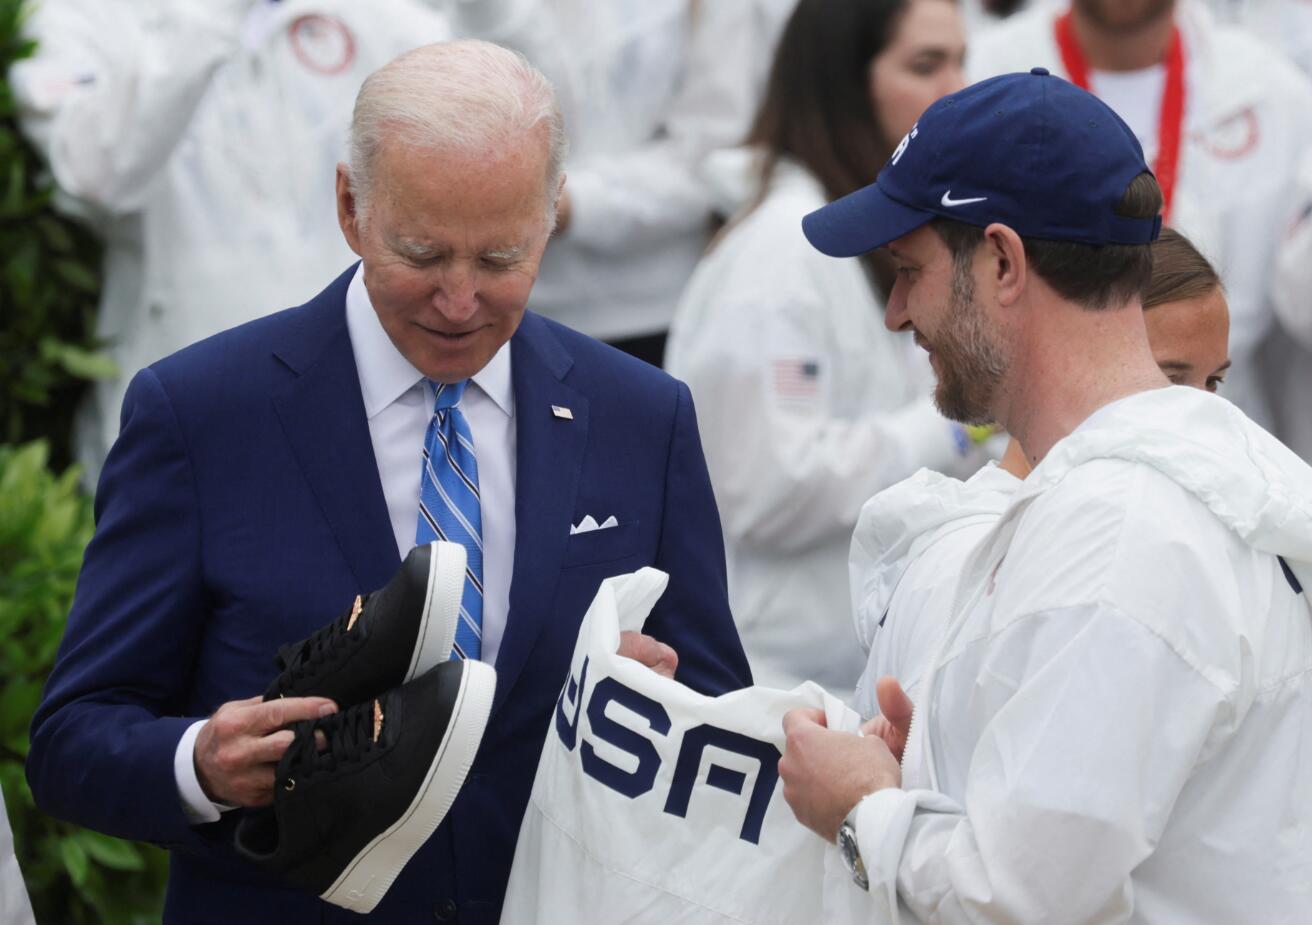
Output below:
[27,40,752,924]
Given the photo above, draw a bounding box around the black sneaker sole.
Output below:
[319,659,496,914]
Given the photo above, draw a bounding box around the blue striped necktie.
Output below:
[415,380,483,661]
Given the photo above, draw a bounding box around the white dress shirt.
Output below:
[175,264,517,822]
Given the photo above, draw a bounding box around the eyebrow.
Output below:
[1212,359,1233,374]
[392,238,529,261]
[483,244,529,261]
[1156,360,1193,372]
[393,237,442,259]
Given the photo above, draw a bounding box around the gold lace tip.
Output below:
[346,595,364,632]
[373,700,384,743]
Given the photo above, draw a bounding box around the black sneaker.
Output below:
[263,541,466,706]
[235,658,496,913]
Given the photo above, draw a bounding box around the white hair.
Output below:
[347,40,567,225]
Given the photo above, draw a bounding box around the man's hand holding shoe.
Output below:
[194,696,337,807]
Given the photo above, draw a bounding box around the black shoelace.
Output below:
[282,698,381,788]
[272,596,369,684]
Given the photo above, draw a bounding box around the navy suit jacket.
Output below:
[28,266,752,924]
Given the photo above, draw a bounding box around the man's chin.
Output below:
[416,346,493,384]
[933,383,994,427]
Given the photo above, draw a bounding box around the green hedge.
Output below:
[1,0,113,472]
[1,0,166,920]
[1,442,167,924]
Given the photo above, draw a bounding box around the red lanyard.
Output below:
[1055,10,1185,221]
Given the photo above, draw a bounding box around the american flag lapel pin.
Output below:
[551,405,574,420]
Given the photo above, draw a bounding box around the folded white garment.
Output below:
[501,568,876,925]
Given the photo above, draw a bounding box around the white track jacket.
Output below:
[474,0,790,342]
[11,0,452,479]
[844,386,1312,923]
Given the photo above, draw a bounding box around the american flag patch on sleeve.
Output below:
[771,358,822,402]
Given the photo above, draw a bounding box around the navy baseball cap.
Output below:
[802,68,1162,257]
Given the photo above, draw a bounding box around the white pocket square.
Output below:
[570,514,619,535]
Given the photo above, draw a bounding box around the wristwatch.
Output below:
[836,813,869,891]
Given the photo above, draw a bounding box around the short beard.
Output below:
[930,261,1007,425]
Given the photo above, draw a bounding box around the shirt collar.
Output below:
[470,337,514,417]
[344,264,515,419]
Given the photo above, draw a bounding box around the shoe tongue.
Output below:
[346,594,365,632]
[372,699,384,743]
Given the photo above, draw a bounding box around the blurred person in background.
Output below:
[1270,156,1312,458]
[453,0,797,366]
[10,0,453,485]
[1,788,35,925]
[1205,0,1312,76]
[963,0,1312,73]
[966,0,1312,460]
[851,226,1232,720]
[666,0,990,692]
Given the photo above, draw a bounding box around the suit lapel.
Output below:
[495,314,589,715]
[271,271,400,595]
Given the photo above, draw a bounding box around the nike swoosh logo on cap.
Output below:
[941,190,988,207]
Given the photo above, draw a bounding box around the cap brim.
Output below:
[801,181,934,258]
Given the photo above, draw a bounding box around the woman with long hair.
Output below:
[666,0,975,691]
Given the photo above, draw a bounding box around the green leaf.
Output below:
[53,343,117,380]
[77,832,146,872]
[53,258,99,295]
[37,215,73,254]
[59,835,89,887]
[0,677,42,738]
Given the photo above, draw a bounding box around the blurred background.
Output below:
[1,0,1308,919]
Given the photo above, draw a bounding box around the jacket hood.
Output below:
[849,464,1020,646]
[1024,386,1312,591]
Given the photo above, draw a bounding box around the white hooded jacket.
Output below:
[846,386,1312,923]
[848,464,1020,717]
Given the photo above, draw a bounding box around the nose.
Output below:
[885,277,912,333]
[433,260,479,323]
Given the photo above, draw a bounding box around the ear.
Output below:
[551,171,569,235]
[336,163,364,257]
[983,223,1026,308]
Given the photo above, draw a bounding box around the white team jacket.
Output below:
[11,0,452,479]
[666,158,977,693]
[967,0,1312,448]
[848,464,1019,717]
[476,0,791,342]
[848,386,1312,923]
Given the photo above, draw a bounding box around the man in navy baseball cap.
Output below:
[777,69,1312,924]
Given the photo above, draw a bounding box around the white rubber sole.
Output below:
[321,658,497,914]
[405,541,466,682]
